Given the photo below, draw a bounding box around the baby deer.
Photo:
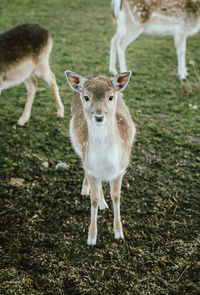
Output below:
[65,70,136,245]
[0,24,64,125]
[110,0,200,80]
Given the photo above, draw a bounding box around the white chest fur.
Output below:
[85,122,126,181]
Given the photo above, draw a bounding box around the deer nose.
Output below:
[94,113,105,123]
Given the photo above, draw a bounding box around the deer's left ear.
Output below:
[112,71,132,91]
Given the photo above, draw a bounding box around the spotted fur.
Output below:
[110,0,200,80]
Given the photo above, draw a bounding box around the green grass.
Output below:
[0,0,200,294]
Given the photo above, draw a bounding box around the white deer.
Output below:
[109,0,200,80]
[65,70,136,245]
[0,24,64,125]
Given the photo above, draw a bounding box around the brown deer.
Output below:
[109,0,200,80]
[65,70,136,245]
[0,24,64,125]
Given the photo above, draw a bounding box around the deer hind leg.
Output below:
[110,27,128,75]
[109,32,119,75]
[117,28,143,73]
[17,75,37,126]
[36,61,64,118]
[87,176,101,245]
[110,174,124,240]
[82,175,108,210]
[99,184,109,210]
[174,33,188,80]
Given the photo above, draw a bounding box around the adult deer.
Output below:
[109,0,200,80]
[0,24,64,125]
[65,70,136,245]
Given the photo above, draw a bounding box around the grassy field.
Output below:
[0,0,200,294]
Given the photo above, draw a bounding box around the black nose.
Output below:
[94,114,104,122]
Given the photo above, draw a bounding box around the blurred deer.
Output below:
[109,0,200,80]
[65,70,136,245]
[0,24,64,125]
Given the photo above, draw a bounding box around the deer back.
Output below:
[119,0,200,23]
[0,24,51,75]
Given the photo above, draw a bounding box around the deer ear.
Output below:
[65,70,86,93]
[112,71,132,91]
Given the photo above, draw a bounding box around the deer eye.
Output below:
[84,95,90,102]
[109,95,114,101]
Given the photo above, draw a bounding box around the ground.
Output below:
[0,0,200,294]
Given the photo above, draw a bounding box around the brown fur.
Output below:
[66,71,135,244]
[121,0,200,23]
[110,0,200,79]
[0,24,64,125]
[71,92,89,158]
[66,71,135,245]
[71,75,133,159]
[0,24,49,74]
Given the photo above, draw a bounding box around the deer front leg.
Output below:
[82,174,108,210]
[81,174,90,195]
[117,27,143,74]
[87,176,101,245]
[110,174,124,240]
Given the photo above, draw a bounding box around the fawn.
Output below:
[65,70,136,245]
[0,24,64,125]
[109,0,200,80]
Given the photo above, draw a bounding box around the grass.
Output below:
[0,0,200,294]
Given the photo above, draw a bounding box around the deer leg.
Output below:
[99,184,109,210]
[37,62,64,118]
[48,71,64,118]
[87,176,101,245]
[81,175,108,209]
[81,174,90,195]
[109,32,119,75]
[110,174,124,239]
[117,28,142,73]
[174,33,188,80]
[17,75,37,126]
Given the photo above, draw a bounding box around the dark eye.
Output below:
[109,95,114,101]
[84,96,89,102]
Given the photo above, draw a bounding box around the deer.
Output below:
[109,0,200,80]
[0,24,64,126]
[65,70,136,245]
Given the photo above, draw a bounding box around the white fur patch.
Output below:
[85,121,126,181]
[143,13,181,36]
[1,60,34,91]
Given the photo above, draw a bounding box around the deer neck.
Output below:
[87,115,119,146]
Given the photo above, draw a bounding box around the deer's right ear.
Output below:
[65,71,86,93]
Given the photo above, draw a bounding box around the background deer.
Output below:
[0,24,64,125]
[109,0,200,80]
[65,70,136,245]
